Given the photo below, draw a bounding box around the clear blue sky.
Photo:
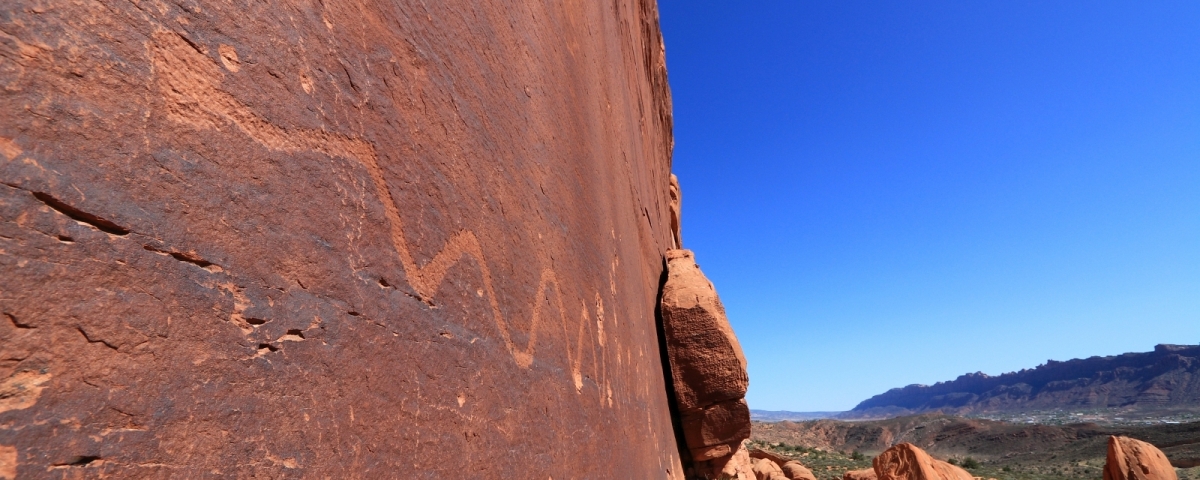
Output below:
[657,1,1200,412]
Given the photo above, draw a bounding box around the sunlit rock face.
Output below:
[660,249,751,464]
[873,443,973,480]
[1104,436,1178,480]
[0,0,685,477]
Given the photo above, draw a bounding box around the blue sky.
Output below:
[657,1,1200,411]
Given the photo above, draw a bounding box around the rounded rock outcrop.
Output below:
[1104,436,1178,480]
[873,443,973,480]
[844,468,878,480]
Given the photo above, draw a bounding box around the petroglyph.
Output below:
[0,138,21,161]
[0,371,51,414]
[0,445,14,480]
[149,31,608,383]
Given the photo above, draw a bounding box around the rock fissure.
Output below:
[31,191,131,236]
[76,326,119,351]
[142,244,220,271]
[4,313,33,329]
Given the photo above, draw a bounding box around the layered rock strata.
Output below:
[849,344,1200,418]
[1104,436,1178,480]
[660,249,752,465]
[0,0,683,477]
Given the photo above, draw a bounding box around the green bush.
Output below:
[961,457,980,470]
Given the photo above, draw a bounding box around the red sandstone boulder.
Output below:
[753,457,788,480]
[660,249,751,461]
[713,443,757,480]
[750,448,793,465]
[1104,436,1178,480]
[746,449,817,480]
[781,460,818,480]
[873,443,974,480]
[845,468,879,480]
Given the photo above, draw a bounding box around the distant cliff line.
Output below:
[845,344,1200,418]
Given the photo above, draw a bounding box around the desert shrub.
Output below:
[947,458,958,466]
[851,451,865,461]
[961,457,980,469]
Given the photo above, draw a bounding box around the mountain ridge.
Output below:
[846,344,1200,418]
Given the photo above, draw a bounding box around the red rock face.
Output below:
[1104,436,1179,480]
[0,0,682,477]
[660,249,751,463]
[873,443,973,480]
[845,468,879,480]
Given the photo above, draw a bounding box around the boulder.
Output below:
[845,468,879,480]
[712,443,757,480]
[753,457,787,480]
[746,448,817,480]
[781,460,818,480]
[1104,436,1178,480]
[873,443,974,480]
[750,448,794,465]
[660,248,751,460]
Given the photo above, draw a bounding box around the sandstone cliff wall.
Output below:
[0,0,682,477]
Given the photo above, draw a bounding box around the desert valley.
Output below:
[746,344,1200,479]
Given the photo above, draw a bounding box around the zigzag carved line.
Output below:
[151,31,602,379]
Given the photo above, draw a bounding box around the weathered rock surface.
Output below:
[848,344,1200,418]
[746,449,816,480]
[781,460,818,480]
[669,173,682,249]
[1105,436,1178,480]
[0,0,683,477]
[753,457,788,480]
[873,443,974,480]
[660,248,751,462]
[712,443,757,480]
[845,468,879,480]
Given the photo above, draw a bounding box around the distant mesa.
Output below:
[844,344,1200,419]
[751,410,842,422]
